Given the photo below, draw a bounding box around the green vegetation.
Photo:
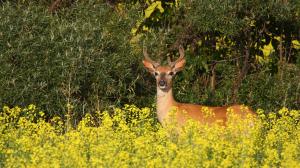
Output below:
[0,1,141,120]
[1,1,299,119]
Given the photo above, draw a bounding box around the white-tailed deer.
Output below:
[143,46,256,126]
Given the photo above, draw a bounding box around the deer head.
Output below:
[143,46,186,92]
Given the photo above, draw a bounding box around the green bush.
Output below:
[0,2,149,120]
[0,1,299,123]
[133,0,300,111]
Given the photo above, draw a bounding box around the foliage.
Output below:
[1,104,300,167]
[130,0,300,109]
[0,1,146,120]
[0,1,299,123]
[239,64,300,110]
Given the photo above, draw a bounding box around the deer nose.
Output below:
[159,80,166,87]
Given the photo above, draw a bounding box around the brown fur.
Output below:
[143,46,256,126]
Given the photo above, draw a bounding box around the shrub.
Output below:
[0,1,299,123]
[0,1,147,120]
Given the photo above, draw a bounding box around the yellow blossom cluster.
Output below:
[0,104,299,167]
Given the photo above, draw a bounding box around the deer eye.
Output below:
[168,72,174,76]
[154,72,159,76]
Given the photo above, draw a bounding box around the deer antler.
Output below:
[143,47,160,68]
[168,45,185,68]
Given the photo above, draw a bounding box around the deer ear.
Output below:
[143,60,156,73]
[173,58,186,72]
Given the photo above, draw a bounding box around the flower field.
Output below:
[0,104,299,167]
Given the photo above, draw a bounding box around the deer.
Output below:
[143,45,256,126]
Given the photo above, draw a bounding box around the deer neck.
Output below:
[156,88,177,123]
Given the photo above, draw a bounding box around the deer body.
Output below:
[156,87,254,126]
[143,46,256,126]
